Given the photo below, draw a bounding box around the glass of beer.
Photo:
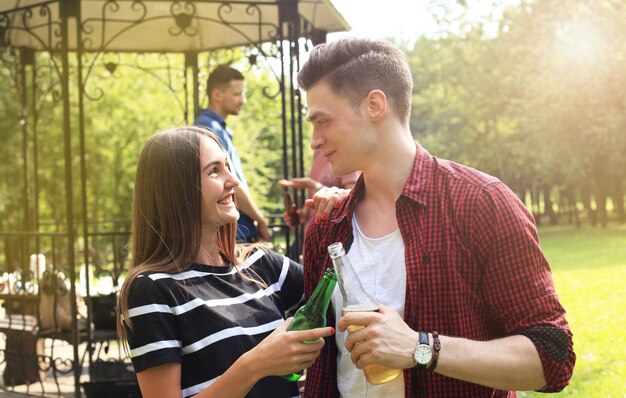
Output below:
[342,303,402,384]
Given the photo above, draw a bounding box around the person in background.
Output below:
[195,65,269,243]
[278,150,360,232]
[117,126,336,398]
[298,37,575,397]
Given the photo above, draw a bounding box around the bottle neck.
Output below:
[306,272,337,311]
[331,252,374,307]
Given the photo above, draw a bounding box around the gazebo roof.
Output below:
[0,0,350,52]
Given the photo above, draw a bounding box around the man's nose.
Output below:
[310,136,324,151]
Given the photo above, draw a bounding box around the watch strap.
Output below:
[426,331,440,372]
[419,331,429,346]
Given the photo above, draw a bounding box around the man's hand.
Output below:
[338,304,419,370]
[283,208,308,227]
[278,177,319,192]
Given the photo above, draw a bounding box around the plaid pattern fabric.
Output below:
[303,144,574,397]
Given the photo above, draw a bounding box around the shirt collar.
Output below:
[400,143,432,207]
[200,108,227,128]
[331,142,432,224]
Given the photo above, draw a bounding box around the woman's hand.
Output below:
[305,186,351,223]
[245,318,335,379]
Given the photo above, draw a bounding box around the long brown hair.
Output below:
[118,126,255,341]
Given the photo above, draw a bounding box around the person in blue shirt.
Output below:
[195,65,269,243]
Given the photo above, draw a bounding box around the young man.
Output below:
[195,65,269,242]
[299,37,575,397]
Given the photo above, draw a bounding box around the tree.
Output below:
[407,0,626,226]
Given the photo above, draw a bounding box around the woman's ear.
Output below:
[365,90,387,121]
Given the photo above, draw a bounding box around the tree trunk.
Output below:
[595,182,608,228]
[543,185,557,225]
[562,187,580,228]
[580,184,596,226]
[610,178,625,224]
[532,186,541,226]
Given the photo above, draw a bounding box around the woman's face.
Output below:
[199,136,240,231]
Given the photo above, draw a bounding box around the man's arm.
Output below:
[235,186,269,241]
[340,180,574,393]
[437,334,546,390]
[340,307,547,391]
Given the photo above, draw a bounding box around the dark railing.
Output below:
[0,1,344,396]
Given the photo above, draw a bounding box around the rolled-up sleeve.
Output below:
[472,181,575,391]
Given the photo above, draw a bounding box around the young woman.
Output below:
[118,126,334,398]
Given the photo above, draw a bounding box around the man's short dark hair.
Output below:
[298,37,413,124]
[207,65,245,99]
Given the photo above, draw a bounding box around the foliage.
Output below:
[0,48,294,272]
[0,52,23,224]
[2,0,626,269]
[410,0,626,224]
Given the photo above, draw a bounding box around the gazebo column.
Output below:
[186,51,200,123]
[279,0,305,257]
[59,1,82,396]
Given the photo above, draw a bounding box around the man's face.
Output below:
[217,79,246,117]
[306,81,371,177]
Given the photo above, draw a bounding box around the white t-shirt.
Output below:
[332,215,407,397]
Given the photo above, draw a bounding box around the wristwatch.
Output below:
[413,331,433,368]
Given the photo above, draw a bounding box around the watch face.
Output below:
[414,345,433,365]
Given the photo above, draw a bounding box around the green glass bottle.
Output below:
[282,267,337,381]
[288,267,337,335]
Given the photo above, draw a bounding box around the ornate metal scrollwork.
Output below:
[0,1,335,396]
[34,56,64,106]
[0,13,10,48]
[170,1,197,36]
[215,2,280,46]
[81,0,149,50]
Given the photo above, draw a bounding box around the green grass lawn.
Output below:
[519,224,626,398]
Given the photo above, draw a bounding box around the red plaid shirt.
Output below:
[303,144,575,397]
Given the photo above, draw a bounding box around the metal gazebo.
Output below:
[0,1,349,396]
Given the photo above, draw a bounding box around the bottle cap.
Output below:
[327,242,345,258]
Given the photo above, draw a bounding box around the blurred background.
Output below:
[0,0,624,397]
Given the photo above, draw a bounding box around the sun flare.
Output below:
[554,20,607,67]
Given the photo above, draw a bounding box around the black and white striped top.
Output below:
[125,248,304,398]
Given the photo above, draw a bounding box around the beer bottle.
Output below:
[288,267,337,335]
[282,267,337,381]
[327,242,401,384]
[327,242,374,308]
[283,191,300,226]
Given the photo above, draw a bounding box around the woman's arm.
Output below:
[136,319,334,398]
[136,363,184,398]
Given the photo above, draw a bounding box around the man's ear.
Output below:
[365,90,387,122]
[210,88,222,104]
